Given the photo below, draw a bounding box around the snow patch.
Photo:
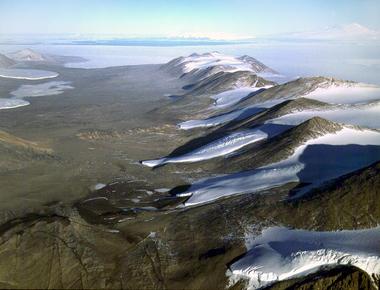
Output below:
[229,226,380,289]
[94,183,107,190]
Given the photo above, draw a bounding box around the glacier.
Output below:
[228,226,380,290]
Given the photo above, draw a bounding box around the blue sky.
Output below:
[1,0,379,38]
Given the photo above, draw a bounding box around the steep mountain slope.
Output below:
[160,98,329,164]
[225,117,344,171]
[171,118,380,206]
[0,53,16,68]
[233,76,380,109]
[176,76,377,131]
[0,161,378,290]
[181,70,275,97]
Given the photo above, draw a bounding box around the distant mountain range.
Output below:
[2,23,378,46]
[0,48,87,68]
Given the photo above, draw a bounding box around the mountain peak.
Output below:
[295,116,343,136]
[161,52,277,81]
[10,48,47,61]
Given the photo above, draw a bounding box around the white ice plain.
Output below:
[0,98,30,110]
[228,226,380,290]
[0,68,58,80]
[11,81,74,98]
[179,127,380,206]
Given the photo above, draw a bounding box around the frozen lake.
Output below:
[0,68,58,80]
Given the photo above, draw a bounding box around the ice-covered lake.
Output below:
[0,68,58,80]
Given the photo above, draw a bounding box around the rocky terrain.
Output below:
[0,50,379,289]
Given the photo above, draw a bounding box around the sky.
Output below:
[1,0,380,39]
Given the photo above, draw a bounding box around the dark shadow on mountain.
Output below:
[294,144,380,193]
[168,94,185,101]
[234,88,267,106]
[257,124,293,137]
[212,106,265,124]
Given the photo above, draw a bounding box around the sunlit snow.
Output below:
[179,52,257,74]
[267,102,380,129]
[229,226,380,290]
[304,83,380,105]
[141,129,268,167]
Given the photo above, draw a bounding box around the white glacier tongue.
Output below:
[180,127,380,206]
[141,129,269,167]
[211,87,265,109]
[229,226,380,290]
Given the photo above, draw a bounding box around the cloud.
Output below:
[275,23,380,41]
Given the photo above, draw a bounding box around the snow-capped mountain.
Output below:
[176,76,380,130]
[9,48,48,62]
[276,23,380,41]
[161,52,277,80]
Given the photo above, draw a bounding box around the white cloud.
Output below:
[277,23,380,41]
